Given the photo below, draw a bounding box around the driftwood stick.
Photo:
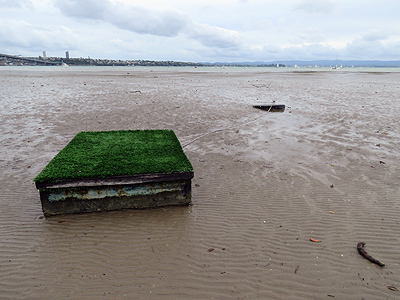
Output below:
[357,242,385,267]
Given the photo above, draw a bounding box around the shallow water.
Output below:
[1,68,400,299]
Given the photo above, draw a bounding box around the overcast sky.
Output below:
[1,0,399,62]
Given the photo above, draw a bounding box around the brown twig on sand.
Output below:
[357,242,385,267]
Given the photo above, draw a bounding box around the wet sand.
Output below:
[1,67,400,299]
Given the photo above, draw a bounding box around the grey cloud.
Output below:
[0,0,32,8]
[54,0,107,20]
[362,30,389,42]
[293,0,334,14]
[108,4,189,37]
[0,20,79,52]
[342,31,393,59]
[248,42,337,61]
[345,38,386,59]
[54,0,242,48]
[54,0,188,37]
[294,29,326,44]
[188,23,242,49]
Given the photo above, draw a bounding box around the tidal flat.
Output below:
[1,67,400,299]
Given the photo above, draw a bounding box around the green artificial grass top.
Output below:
[34,130,193,183]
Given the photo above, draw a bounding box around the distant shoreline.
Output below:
[2,53,400,68]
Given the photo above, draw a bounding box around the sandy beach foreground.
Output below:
[1,67,399,299]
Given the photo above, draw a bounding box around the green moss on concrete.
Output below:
[34,130,193,183]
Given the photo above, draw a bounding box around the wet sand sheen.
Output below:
[0,68,400,299]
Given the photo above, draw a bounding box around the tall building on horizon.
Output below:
[65,51,69,59]
[42,51,46,59]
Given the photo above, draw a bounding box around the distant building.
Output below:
[65,51,69,59]
[43,51,46,59]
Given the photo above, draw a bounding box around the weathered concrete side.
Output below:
[37,173,193,217]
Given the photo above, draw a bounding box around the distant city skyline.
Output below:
[1,0,399,62]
